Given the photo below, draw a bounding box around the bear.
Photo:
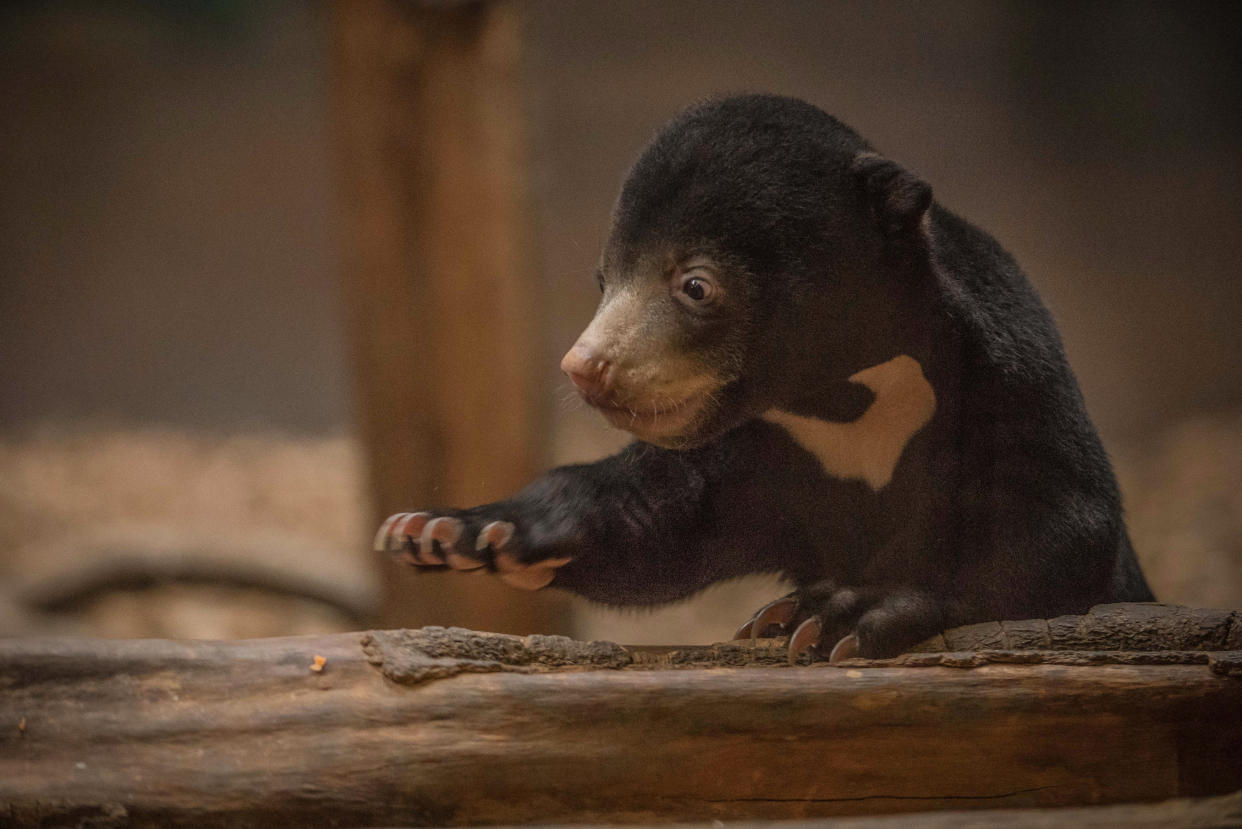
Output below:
[374,94,1154,661]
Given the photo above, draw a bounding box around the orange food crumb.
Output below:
[18,717,26,733]
[310,655,327,673]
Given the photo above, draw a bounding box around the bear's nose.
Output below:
[560,344,612,400]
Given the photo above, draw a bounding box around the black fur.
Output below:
[404,95,1153,657]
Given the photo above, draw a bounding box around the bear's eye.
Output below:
[676,270,718,308]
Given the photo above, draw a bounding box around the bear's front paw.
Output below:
[373,511,572,590]
[733,583,941,664]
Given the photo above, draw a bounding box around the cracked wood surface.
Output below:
[359,603,1242,685]
[2,604,1241,827]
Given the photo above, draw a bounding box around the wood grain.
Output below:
[2,619,1239,826]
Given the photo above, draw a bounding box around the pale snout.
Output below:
[560,342,613,401]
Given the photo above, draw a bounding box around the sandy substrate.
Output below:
[0,427,376,638]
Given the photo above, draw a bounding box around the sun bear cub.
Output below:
[375,94,1153,661]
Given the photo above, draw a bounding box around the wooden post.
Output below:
[332,0,569,632]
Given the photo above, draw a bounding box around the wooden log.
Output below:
[2,620,1240,826]
[331,0,569,633]
[712,791,1242,828]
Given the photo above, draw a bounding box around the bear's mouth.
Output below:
[585,391,712,443]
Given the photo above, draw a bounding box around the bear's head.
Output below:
[562,95,934,448]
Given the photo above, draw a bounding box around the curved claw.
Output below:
[370,509,404,554]
[788,616,823,665]
[828,633,861,663]
[418,516,462,565]
[373,512,408,553]
[476,520,516,553]
[379,512,433,564]
[735,597,797,643]
[446,520,514,572]
[730,600,771,640]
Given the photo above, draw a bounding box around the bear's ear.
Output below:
[851,152,932,240]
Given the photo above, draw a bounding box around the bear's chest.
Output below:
[762,354,936,491]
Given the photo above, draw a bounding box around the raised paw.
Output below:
[373,511,573,591]
[373,512,482,570]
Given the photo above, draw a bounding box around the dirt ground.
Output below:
[0,428,375,638]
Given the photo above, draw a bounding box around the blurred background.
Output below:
[1,0,1239,642]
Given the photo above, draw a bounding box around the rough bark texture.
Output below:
[911,602,1242,652]
[2,604,1240,827]
[701,791,1242,828]
[358,603,1242,685]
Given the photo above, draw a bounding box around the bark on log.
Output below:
[2,604,1241,827]
[710,791,1242,828]
[911,602,1242,653]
